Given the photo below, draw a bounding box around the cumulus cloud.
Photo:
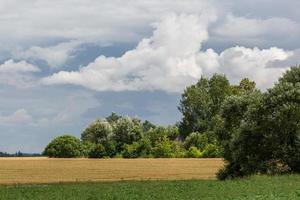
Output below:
[43,14,293,92]
[0,59,40,73]
[0,60,40,88]
[215,46,293,88]
[13,41,81,68]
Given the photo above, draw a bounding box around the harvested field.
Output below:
[0,158,223,184]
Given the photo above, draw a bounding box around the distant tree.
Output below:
[81,119,113,144]
[43,135,82,158]
[114,117,143,151]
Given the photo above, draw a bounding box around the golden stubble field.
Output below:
[0,157,224,184]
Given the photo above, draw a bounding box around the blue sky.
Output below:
[0,0,300,153]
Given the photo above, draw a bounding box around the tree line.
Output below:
[44,65,300,180]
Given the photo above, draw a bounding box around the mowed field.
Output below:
[0,157,223,184]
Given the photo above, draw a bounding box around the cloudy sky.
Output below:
[1,0,299,153]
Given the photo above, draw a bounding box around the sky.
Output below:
[1,0,300,153]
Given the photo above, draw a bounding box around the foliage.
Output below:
[81,119,113,145]
[202,144,223,158]
[2,175,300,199]
[114,117,143,151]
[183,132,208,150]
[43,135,82,158]
[152,136,175,158]
[142,120,156,132]
[121,138,152,158]
[218,66,300,179]
[178,74,231,138]
[186,147,202,158]
[88,144,106,158]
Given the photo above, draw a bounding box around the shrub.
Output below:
[121,138,152,158]
[121,143,140,158]
[152,136,174,158]
[43,135,82,158]
[172,141,186,158]
[183,132,208,150]
[202,144,223,158]
[81,141,95,157]
[88,144,106,158]
[186,147,202,158]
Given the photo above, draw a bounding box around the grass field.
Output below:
[0,175,299,199]
[0,157,223,184]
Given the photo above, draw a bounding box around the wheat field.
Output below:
[0,157,223,184]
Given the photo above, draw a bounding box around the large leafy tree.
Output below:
[218,66,300,179]
[178,74,231,138]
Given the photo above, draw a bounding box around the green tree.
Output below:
[81,119,113,144]
[43,135,82,158]
[178,74,231,138]
[152,136,174,158]
[114,117,143,151]
[218,66,300,179]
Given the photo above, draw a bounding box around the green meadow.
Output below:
[1,175,299,200]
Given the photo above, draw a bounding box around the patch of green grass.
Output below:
[0,175,299,200]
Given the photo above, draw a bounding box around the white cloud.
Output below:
[13,41,81,67]
[215,46,293,89]
[0,60,40,88]
[0,0,217,51]
[0,59,40,73]
[0,109,33,125]
[42,14,212,92]
[43,14,293,92]
[212,14,300,47]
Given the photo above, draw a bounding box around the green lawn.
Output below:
[0,175,299,200]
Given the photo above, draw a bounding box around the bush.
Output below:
[152,136,174,158]
[121,138,152,158]
[172,141,186,158]
[81,141,95,157]
[43,135,82,158]
[202,144,223,158]
[88,144,106,158]
[186,147,202,158]
[183,132,208,150]
[121,143,140,158]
